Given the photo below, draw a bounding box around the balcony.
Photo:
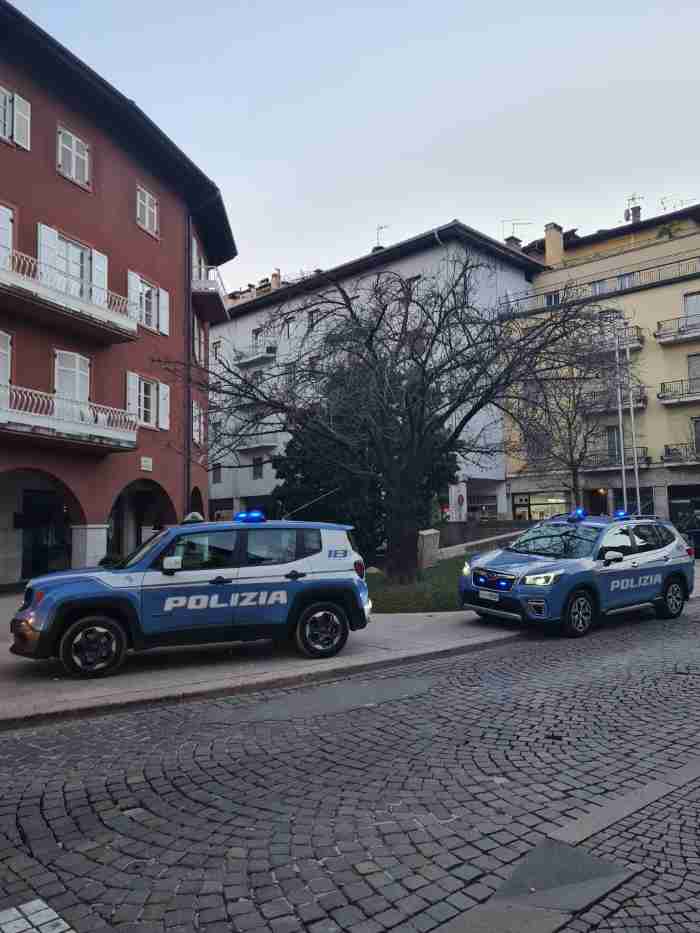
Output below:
[583,447,650,471]
[663,444,700,466]
[658,380,700,405]
[192,266,229,323]
[591,325,644,353]
[654,313,700,345]
[237,430,280,451]
[0,385,138,451]
[502,254,700,315]
[585,385,647,411]
[236,341,279,367]
[0,248,137,343]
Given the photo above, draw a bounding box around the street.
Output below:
[2,607,700,932]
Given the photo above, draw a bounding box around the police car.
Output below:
[10,512,372,677]
[459,509,695,637]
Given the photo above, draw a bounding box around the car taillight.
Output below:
[354,559,365,579]
[688,547,695,558]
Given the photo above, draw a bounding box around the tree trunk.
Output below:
[385,517,420,583]
[571,469,581,508]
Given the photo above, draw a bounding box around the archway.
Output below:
[0,468,86,584]
[189,486,204,517]
[107,479,177,559]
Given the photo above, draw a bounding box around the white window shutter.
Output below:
[0,206,12,270]
[91,248,108,307]
[126,371,139,415]
[13,94,30,150]
[158,288,170,335]
[127,271,141,319]
[158,382,170,430]
[37,223,59,288]
[0,331,11,385]
[77,355,90,401]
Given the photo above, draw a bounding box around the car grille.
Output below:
[472,568,516,592]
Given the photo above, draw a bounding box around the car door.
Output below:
[628,523,667,605]
[140,529,240,638]
[233,527,311,634]
[595,525,637,611]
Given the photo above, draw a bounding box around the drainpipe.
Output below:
[185,214,193,517]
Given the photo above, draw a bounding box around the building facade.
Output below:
[0,1,235,585]
[505,204,700,533]
[209,221,543,519]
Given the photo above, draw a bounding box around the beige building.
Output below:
[505,202,700,536]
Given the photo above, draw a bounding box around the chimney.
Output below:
[271,268,281,289]
[631,205,642,223]
[505,235,522,251]
[544,222,564,266]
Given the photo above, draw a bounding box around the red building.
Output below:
[0,1,235,585]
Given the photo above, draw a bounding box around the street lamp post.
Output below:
[625,336,642,515]
[614,330,628,512]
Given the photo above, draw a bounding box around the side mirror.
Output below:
[162,555,183,575]
[603,550,624,566]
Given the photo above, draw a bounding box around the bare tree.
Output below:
[165,249,606,581]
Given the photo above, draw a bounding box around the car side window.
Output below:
[598,526,634,559]
[162,531,238,571]
[245,528,298,566]
[299,528,322,558]
[655,525,676,547]
[631,524,661,554]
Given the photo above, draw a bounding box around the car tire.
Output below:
[58,616,128,678]
[294,602,350,658]
[656,577,686,620]
[562,589,596,638]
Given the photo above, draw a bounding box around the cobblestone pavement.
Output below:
[2,609,700,932]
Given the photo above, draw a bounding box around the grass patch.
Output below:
[367,554,469,613]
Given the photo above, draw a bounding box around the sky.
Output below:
[14,1,700,291]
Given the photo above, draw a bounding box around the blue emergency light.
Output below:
[567,507,587,522]
[614,509,629,519]
[234,510,266,523]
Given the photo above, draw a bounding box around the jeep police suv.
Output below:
[10,513,372,677]
[459,510,695,637]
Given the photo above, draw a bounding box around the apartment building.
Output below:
[505,203,700,532]
[209,221,543,519]
[0,1,235,584]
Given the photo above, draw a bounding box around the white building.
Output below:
[209,221,542,518]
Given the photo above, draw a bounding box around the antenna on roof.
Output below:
[376,224,389,247]
[659,195,694,213]
[500,219,533,239]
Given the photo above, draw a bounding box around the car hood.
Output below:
[470,548,584,576]
[27,566,108,589]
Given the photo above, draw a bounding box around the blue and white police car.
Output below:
[459,509,695,637]
[10,512,372,677]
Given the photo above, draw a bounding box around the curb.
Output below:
[0,632,523,734]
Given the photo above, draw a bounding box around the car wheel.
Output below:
[58,616,127,678]
[562,589,596,638]
[656,577,685,620]
[294,602,350,658]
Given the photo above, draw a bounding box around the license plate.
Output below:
[478,589,499,603]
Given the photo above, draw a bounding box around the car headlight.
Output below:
[522,570,564,587]
[462,559,471,576]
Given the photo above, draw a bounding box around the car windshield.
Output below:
[507,522,600,558]
[104,530,169,569]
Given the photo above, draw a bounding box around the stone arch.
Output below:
[189,486,204,517]
[107,478,178,558]
[0,467,87,583]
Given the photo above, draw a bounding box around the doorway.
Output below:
[20,489,71,579]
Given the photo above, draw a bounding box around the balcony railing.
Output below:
[654,313,700,343]
[236,341,279,366]
[585,385,647,410]
[584,447,649,469]
[0,247,136,336]
[591,325,644,352]
[0,385,138,448]
[658,379,700,403]
[501,254,700,315]
[192,265,226,296]
[664,443,700,463]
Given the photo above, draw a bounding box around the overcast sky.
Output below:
[15,0,700,289]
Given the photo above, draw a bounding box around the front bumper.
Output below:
[459,582,560,623]
[10,617,53,658]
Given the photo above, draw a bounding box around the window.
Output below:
[545,291,560,308]
[606,425,620,458]
[244,528,297,566]
[299,528,322,558]
[192,235,206,279]
[57,127,90,186]
[192,399,204,446]
[127,272,169,335]
[212,464,222,485]
[252,457,263,479]
[54,351,89,401]
[684,293,700,320]
[617,272,635,291]
[509,523,600,558]
[213,340,221,361]
[694,418,700,453]
[591,279,608,297]
[655,525,676,548]
[0,204,12,267]
[0,86,30,149]
[598,526,634,559]
[689,354,700,392]
[165,531,239,571]
[631,524,661,554]
[193,315,205,364]
[137,186,159,236]
[127,372,169,429]
[57,235,91,300]
[0,331,12,409]
[140,377,157,426]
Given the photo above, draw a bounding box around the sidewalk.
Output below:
[0,593,520,728]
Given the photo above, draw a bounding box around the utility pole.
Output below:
[614,330,628,512]
[625,335,642,515]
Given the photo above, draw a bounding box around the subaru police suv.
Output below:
[10,512,372,677]
[459,509,695,637]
